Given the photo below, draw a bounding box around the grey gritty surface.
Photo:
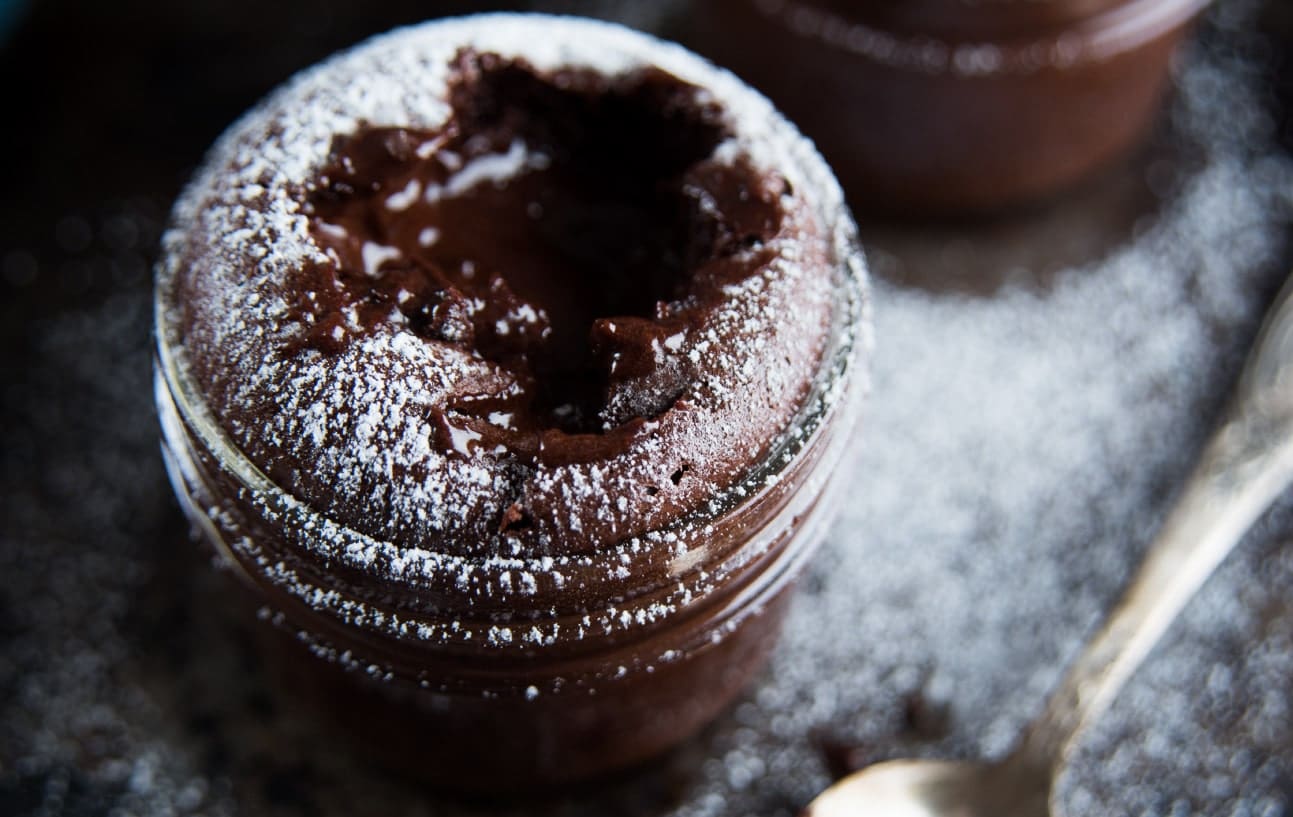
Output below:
[3,2,1293,816]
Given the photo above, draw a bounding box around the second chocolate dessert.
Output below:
[692,0,1207,215]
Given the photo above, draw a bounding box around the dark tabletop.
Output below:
[5,2,1293,816]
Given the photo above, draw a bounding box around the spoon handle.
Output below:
[1016,273,1293,775]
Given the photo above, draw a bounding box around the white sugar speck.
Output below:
[385,179,422,211]
[361,242,402,277]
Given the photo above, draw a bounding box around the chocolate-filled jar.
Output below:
[154,15,870,790]
[691,0,1208,215]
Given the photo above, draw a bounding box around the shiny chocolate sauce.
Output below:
[303,52,785,472]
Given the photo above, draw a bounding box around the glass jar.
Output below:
[153,15,871,791]
[690,0,1209,214]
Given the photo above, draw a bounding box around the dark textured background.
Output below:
[5,2,1293,816]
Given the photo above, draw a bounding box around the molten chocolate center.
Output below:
[304,51,784,463]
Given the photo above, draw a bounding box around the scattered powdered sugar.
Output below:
[2,227,239,816]
[5,3,1293,817]
[673,5,1293,815]
[420,138,550,203]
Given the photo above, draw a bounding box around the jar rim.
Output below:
[752,0,1209,77]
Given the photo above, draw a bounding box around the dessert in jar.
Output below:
[154,14,870,790]
[690,0,1209,214]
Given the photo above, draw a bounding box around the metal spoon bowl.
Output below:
[805,272,1293,817]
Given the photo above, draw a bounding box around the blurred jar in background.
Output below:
[690,0,1209,216]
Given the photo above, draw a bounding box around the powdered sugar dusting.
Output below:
[421,138,549,202]
[157,13,863,605]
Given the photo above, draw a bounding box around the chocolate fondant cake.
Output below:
[167,28,844,560]
[155,14,869,788]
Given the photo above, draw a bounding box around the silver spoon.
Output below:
[806,272,1293,817]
